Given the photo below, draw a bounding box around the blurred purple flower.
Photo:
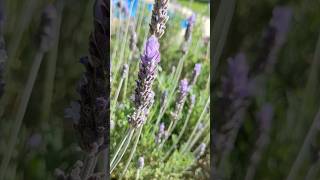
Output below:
[27,133,42,149]
[64,101,81,124]
[270,6,292,46]
[257,103,273,131]
[180,79,189,92]
[138,156,144,169]
[222,53,249,99]
[250,6,292,75]
[190,63,201,86]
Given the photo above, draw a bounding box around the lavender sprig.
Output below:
[75,0,109,154]
[245,104,273,180]
[129,35,160,128]
[190,63,201,86]
[149,0,169,38]
[155,122,165,144]
[250,6,292,76]
[214,53,250,176]
[171,79,189,121]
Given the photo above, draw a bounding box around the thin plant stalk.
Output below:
[119,125,143,179]
[287,106,320,180]
[0,51,44,179]
[305,162,320,180]
[112,1,135,84]
[286,32,320,180]
[41,0,64,121]
[135,169,141,180]
[110,128,133,166]
[182,97,210,152]
[212,0,236,79]
[164,101,195,159]
[0,0,38,117]
[110,128,135,173]
[135,0,146,38]
[112,75,125,109]
[184,117,209,152]
[111,0,123,63]
[122,52,133,99]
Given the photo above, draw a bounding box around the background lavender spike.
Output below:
[38,5,58,52]
[129,24,138,53]
[74,0,109,154]
[250,6,292,76]
[190,63,201,86]
[149,0,169,38]
[214,53,250,175]
[245,104,273,180]
[138,156,144,169]
[155,122,165,144]
[171,79,189,120]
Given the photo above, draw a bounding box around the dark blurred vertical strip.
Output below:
[0,0,7,99]
[211,0,237,179]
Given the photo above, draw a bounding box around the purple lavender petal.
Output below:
[257,103,273,130]
[194,63,202,75]
[179,79,189,93]
[141,35,160,63]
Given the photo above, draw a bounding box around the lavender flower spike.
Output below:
[155,122,165,144]
[128,35,160,128]
[149,0,169,38]
[75,0,109,153]
[190,63,201,86]
[138,156,144,169]
[171,79,189,120]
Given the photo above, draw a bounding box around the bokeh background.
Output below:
[213,0,320,179]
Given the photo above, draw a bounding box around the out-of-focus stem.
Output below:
[110,128,135,173]
[119,126,143,179]
[182,97,210,152]
[0,51,44,179]
[41,0,64,121]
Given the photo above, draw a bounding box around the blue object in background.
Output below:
[181,19,188,29]
[112,0,138,18]
[127,0,138,17]
[147,3,153,12]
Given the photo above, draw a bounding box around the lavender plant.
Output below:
[110,0,210,178]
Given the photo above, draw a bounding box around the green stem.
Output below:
[182,97,210,152]
[135,169,140,180]
[119,126,143,179]
[112,76,125,110]
[113,1,135,83]
[164,103,194,159]
[110,128,135,173]
[184,119,209,153]
[41,0,64,121]
[110,128,132,166]
[0,51,44,180]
